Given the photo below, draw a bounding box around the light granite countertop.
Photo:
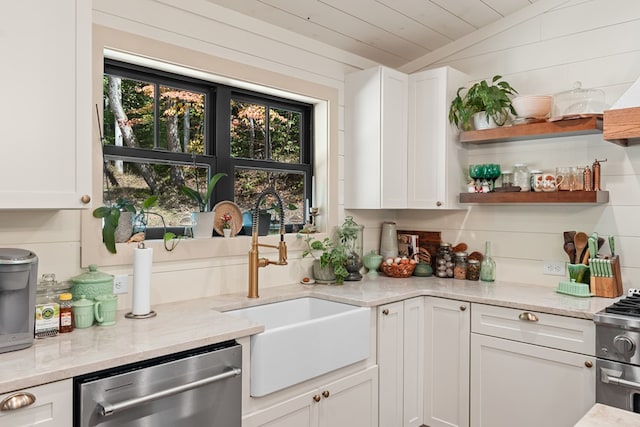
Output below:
[574,404,640,426]
[0,275,616,394]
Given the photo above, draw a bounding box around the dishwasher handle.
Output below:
[98,367,241,417]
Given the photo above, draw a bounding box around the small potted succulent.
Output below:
[448,75,518,131]
[181,172,227,238]
[221,212,232,238]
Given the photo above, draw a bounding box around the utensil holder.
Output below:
[590,255,623,298]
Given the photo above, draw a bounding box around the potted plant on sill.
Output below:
[301,234,348,284]
[181,172,227,238]
[448,75,518,131]
[92,196,158,254]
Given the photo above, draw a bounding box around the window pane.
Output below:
[231,100,266,159]
[270,108,301,164]
[103,75,155,149]
[159,85,205,154]
[235,169,305,228]
[103,159,209,229]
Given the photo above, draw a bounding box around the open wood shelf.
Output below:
[459,115,603,144]
[604,107,640,146]
[459,190,609,204]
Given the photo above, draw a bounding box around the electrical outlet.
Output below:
[543,261,565,276]
[114,274,129,294]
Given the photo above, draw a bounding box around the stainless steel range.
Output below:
[594,290,640,412]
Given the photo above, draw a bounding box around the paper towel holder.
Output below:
[125,243,158,320]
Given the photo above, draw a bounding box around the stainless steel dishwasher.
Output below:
[73,340,242,427]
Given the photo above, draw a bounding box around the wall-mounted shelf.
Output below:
[603,107,640,146]
[459,115,603,144]
[459,190,609,204]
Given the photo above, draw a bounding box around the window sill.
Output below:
[82,232,325,268]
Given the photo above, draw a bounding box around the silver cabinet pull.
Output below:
[518,312,539,322]
[0,392,36,411]
[98,367,241,416]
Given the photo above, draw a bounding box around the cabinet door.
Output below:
[470,334,595,427]
[408,67,468,209]
[243,389,317,427]
[424,297,470,427]
[0,379,72,427]
[377,301,404,426]
[345,66,408,209]
[403,297,424,427]
[319,366,378,427]
[0,0,91,209]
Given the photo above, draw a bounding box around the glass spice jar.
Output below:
[59,292,74,333]
[467,259,481,281]
[513,163,530,192]
[454,252,468,280]
[436,242,453,278]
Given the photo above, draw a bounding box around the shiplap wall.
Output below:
[396,0,640,288]
[0,0,638,308]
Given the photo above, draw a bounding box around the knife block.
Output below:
[590,255,623,298]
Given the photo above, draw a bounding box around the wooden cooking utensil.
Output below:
[573,232,588,265]
[563,241,576,264]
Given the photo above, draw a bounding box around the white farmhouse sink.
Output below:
[226,297,370,397]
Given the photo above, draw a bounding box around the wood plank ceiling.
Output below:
[204,0,539,68]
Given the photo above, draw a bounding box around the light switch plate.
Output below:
[114,274,129,294]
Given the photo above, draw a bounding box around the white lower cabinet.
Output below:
[0,379,72,427]
[424,297,470,427]
[243,366,378,427]
[378,297,424,427]
[470,304,596,427]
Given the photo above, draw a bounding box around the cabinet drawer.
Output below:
[471,304,594,355]
[0,379,72,427]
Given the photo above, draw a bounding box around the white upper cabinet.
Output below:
[408,67,469,209]
[345,65,468,210]
[345,66,408,209]
[0,0,91,209]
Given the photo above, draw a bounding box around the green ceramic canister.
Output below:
[70,264,113,300]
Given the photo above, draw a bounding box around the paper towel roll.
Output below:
[132,245,153,315]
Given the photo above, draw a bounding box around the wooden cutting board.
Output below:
[397,230,442,269]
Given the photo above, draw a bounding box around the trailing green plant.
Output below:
[181,172,227,212]
[301,234,349,284]
[448,75,518,131]
[93,196,157,254]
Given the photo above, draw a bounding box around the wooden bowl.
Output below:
[380,262,416,278]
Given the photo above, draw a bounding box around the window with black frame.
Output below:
[101,59,313,238]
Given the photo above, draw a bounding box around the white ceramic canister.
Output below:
[380,222,399,260]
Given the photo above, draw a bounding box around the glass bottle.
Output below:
[480,241,496,282]
[454,252,468,280]
[59,292,74,333]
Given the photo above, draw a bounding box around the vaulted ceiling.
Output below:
[204,0,540,69]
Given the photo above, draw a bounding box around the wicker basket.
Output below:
[380,262,416,278]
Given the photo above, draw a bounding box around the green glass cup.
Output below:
[94,294,118,326]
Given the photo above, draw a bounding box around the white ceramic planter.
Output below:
[191,211,215,238]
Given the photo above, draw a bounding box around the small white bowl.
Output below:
[512,95,553,119]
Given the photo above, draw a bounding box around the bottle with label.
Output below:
[59,293,74,333]
[35,273,60,338]
[480,241,496,282]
